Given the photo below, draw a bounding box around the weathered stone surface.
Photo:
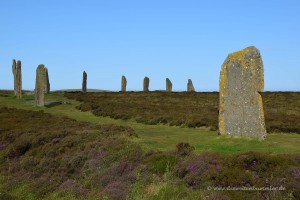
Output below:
[82,71,87,93]
[166,78,172,92]
[187,79,195,92]
[12,59,22,98]
[121,75,127,92]
[16,61,22,99]
[12,59,17,96]
[143,76,150,91]
[45,68,50,94]
[35,64,46,106]
[219,46,266,140]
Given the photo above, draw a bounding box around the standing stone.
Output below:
[187,79,195,92]
[82,71,87,93]
[35,64,46,106]
[12,59,17,96]
[166,78,172,92]
[16,61,22,99]
[121,75,127,92]
[219,46,266,140]
[45,68,50,94]
[143,76,150,91]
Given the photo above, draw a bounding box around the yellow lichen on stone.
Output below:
[219,63,227,135]
[228,50,243,63]
[218,46,266,139]
[257,93,266,140]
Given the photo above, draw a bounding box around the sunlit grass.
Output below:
[0,91,299,154]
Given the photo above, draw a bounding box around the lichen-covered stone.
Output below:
[45,68,50,94]
[16,60,22,99]
[121,75,127,92]
[35,65,46,106]
[166,78,172,92]
[82,71,87,93]
[219,46,266,140]
[187,79,195,92]
[143,76,150,91]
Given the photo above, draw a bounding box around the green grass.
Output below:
[0,91,299,154]
[1,91,299,199]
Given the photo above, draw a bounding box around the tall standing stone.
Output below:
[16,60,22,99]
[219,46,266,140]
[35,64,46,106]
[82,71,87,93]
[166,78,172,92]
[45,68,50,94]
[121,75,127,92]
[12,59,17,96]
[143,76,150,91]
[187,79,195,92]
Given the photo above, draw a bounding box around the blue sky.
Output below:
[0,0,299,91]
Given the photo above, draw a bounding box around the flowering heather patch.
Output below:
[0,106,141,198]
[0,143,8,150]
[175,151,300,199]
[0,105,299,199]
[99,181,130,200]
[175,152,222,188]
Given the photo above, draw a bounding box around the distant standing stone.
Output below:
[219,46,266,140]
[166,78,172,92]
[82,71,87,93]
[143,76,150,91]
[45,67,50,94]
[12,59,22,98]
[16,60,22,99]
[187,79,195,92]
[35,64,46,106]
[12,59,17,96]
[121,75,127,92]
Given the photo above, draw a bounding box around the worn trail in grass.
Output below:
[0,92,299,154]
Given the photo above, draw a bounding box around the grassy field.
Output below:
[0,91,299,154]
[0,90,300,199]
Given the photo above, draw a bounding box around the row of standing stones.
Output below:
[82,74,195,93]
[11,46,266,139]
